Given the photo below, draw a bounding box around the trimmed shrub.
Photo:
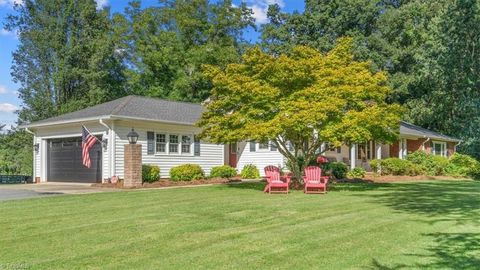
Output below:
[170,164,205,181]
[241,164,260,179]
[210,165,237,178]
[406,151,448,176]
[142,164,160,183]
[370,159,380,174]
[321,162,348,179]
[448,153,480,179]
[347,167,366,178]
[380,158,414,176]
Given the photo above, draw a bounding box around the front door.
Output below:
[229,143,237,168]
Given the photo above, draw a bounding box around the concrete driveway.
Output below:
[0,183,120,201]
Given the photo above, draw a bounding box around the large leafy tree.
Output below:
[261,0,447,102]
[115,0,254,102]
[0,127,33,175]
[198,38,402,180]
[5,0,126,123]
[407,0,480,158]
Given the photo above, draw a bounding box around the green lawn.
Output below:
[1,180,479,269]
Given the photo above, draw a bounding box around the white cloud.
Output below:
[0,28,19,39]
[0,103,18,113]
[0,0,23,7]
[245,0,285,24]
[95,0,108,9]
[0,85,8,94]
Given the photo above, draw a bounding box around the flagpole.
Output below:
[82,125,102,143]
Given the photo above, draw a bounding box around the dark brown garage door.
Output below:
[47,137,102,183]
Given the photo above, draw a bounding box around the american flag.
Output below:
[82,126,98,168]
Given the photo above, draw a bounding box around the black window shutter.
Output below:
[147,131,154,155]
[270,142,278,151]
[250,141,256,152]
[194,136,201,156]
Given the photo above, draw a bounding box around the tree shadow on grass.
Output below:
[353,181,480,225]
[370,232,480,269]
[328,182,391,192]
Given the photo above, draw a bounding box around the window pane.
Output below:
[169,135,178,143]
[259,142,269,149]
[156,144,165,153]
[156,134,166,143]
[169,144,178,153]
[182,135,191,153]
[434,143,442,156]
[182,135,191,144]
[155,134,166,153]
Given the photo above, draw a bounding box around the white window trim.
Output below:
[155,133,194,156]
[432,140,447,157]
[181,135,193,154]
[155,133,167,154]
[257,142,270,152]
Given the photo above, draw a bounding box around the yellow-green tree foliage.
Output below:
[198,38,403,178]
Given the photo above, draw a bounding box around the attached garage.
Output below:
[47,137,102,183]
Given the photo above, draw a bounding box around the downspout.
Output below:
[454,140,462,153]
[421,137,431,152]
[99,119,113,181]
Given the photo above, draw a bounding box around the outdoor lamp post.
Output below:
[127,128,139,144]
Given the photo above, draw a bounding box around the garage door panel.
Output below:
[47,137,102,183]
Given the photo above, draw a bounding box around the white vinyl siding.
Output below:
[236,141,286,177]
[113,121,223,178]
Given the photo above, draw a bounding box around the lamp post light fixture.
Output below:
[127,128,139,144]
[101,138,108,150]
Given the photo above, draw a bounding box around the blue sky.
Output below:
[0,0,303,128]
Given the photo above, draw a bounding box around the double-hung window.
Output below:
[181,135,191,154]
[169,135,179,154]
[156,134,166,153]
[432,141,447,157]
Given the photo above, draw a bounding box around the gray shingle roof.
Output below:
[22,96,461,142]
[400,121,460,142]
[22,95,204,127]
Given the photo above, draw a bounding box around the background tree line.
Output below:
[1,0,480,174]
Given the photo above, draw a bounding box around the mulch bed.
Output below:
[92,178,244,189]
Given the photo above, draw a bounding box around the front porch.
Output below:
[321,136,455,171]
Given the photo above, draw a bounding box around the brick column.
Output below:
[124,144,142,188]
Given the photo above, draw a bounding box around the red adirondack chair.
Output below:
[264,165,290,194]
[303,166,329,194]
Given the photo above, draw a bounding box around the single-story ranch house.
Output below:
[21,95,461,183]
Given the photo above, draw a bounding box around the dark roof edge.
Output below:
[400,121,461,142]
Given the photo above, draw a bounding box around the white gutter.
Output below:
[21,115,113,128]
[454,141,462,152]
[21,114,197,129]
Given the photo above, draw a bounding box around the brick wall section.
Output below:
[124,144,142,187]
[407,139,425,154]
[390,142,399,158]
[447,142,456,157]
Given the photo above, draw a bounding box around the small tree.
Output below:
[198,38,402,181]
